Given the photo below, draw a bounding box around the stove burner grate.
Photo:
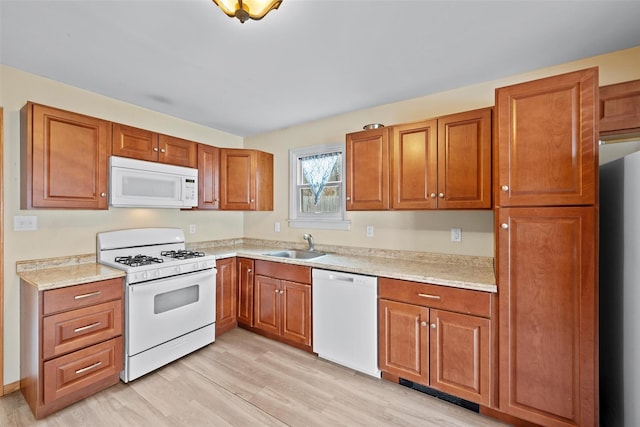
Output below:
[115,255,164,267]
[161,250,206,260]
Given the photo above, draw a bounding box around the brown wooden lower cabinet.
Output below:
[378,277,493,407]
[496,206,597,427]
[215,257,237,336]
[251,260,312,350]
[237,257,255,327]
[21,278,124,419]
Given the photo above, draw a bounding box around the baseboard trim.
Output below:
[3,380,20,396]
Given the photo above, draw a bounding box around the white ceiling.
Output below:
[1,0,640,137]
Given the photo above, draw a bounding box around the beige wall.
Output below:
[0,66,244,385]
[2,45,640,386]
[243,46,640,255]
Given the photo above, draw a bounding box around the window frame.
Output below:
[289,142,350,230]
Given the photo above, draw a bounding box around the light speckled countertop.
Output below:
[17,262,126,291]
[17,239,496,293]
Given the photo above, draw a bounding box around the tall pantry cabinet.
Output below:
[493,68,598,426]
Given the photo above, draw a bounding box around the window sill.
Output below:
[288,218,351,231]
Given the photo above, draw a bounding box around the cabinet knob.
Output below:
[100,192,106,197]
[280,290,284,294]
[275,289,279,294]
[431,323,436,329]
[250,199,255,202]
[153,147,159,152]
[430,193,436,198]
[501,185,509,191]
[247,269,252,273]
[501,223,509,230]
[420,321,427,327]
[438,193,444,198]
[160,148,166,153]
[346,196,351,201]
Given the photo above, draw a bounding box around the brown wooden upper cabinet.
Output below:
[21,102,110,209]
[345,127,390,210]
[495,68,597,207]
[346,107,492,210]
[219,148,273,211]
[599,79,640,139]
[112,123,197,168]
[196,144,220,210]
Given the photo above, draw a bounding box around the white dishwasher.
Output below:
[312,269,380,377]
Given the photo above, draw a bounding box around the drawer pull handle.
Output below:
[417,293,441,300]
[75,361,102,375]
[74,291,101,300]
[74,322,101,333]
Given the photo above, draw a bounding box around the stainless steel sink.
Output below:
[265,250,326,260]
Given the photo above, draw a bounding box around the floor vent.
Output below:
[398,378,480,413]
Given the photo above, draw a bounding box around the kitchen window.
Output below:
[289,143,350,230]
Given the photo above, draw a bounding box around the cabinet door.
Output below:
[22,103,110,209]
[158,134,197,168]
[391,120,437,209]
[345,128,390,210]
[219,148,255,210]
[378,299,429,384]
[437,108,492,209]
[429,309,491,406]
[112,123,158,162]
[495,68,598,207]
[254,275,280,335]
[197,144,220,210]
[215,257,237,336]
[280,280,311,346]
[599,79,640,138]
[237,258,254,327]
[497,206,596,427]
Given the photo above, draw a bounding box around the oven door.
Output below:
[127,268,216,356]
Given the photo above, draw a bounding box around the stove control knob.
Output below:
[175,266,181,274]
[193,262,199,270]
[142,271,148,280]
[153,270,160,278]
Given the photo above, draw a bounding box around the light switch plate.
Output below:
[366,225,374,237]
[451,227,461,242]
[189,224,196,234]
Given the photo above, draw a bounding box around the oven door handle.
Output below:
[129,269,215,295]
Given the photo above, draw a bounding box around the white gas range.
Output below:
[97,228,217,383]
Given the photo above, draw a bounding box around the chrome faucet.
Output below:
[303,233,315,251]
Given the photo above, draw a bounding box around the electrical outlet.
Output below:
[189,224,196,234]
[274,221,281,232]
[366,225,374,237]
[451,227,461,242]
[14,215,38,231]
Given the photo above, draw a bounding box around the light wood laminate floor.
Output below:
[1,328,508,426]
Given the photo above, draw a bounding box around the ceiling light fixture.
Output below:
[212,0,282,24]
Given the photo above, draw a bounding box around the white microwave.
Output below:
[109,156,198,208]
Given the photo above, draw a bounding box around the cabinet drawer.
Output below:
[43,337,123,405]
[43,278,123,315]
[43,300,123,360]
[255,260,311,284]
[378,277,491,318]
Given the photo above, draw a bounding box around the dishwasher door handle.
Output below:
[328,274,355,282]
